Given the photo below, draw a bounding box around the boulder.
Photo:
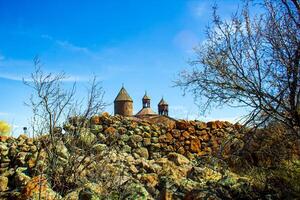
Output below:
[140,173,159,188]
[92,144,107,154]
[135,147,149,159]
[0,176,8,192]
[122,181,152,200]
[167,153,190,166]
[21,175,62,200]
[176,120,189,130]
[79,129,96,146]
[190,138,201,153]
[187,167,222,182]
[14,167,31,187]
[56,141,69,160]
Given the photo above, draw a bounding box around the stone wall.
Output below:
[84,113,238,160]
[0,113,299,199]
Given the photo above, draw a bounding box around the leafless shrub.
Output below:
[24,57,110,195]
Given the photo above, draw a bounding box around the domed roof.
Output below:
[143,92,150,100]
[136,107,156,116]
[158,98,168,105]
[114,87,133,102]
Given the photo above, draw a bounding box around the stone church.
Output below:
[114,86,169,117]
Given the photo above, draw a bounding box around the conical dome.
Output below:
[158,98,168,105]
[114,87,133,102]
[143,92,150,100]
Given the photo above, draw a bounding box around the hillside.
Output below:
[0,113,299,199]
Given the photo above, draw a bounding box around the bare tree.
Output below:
[24,57,107,195]
[24,57,76,139]
[175,0,300,135]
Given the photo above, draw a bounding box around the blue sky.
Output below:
[0,0,247,135]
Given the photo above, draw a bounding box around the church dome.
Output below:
[114,87,133,102]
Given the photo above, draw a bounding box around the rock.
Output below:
[183,189,222,200]
[140,173,158,188]
[207,121,217,129]
[16,152,28,166]
[21,175,62,200]
[14,167,31,187]
[118,127,127,135]
[56,141,69,160]
[131,135,143,143]
[0,176,8,191]
[190,138,201,153]
[143,132,151,138]
[18,134,28,141]
[177,147,186,155]
[199,132,210,142]
[171,129,181,138]
[120,134,130,142]
[195,122,207,130]
[0,142,8,151]
[90,115,101,125]
[130,165,139,174]
[79,188,99,200]
[135,147,149,159]
[167,153,190,166]
[122,181,152,200]
[187,167,222,182]
[159,133,173,143]
[79,129,96,146]
[158,188,173,200]
[151,137,159,143]
[92,144,107,153]
[143,138,151,146]
[182,131,190,139]
[0,136,9,142]
[122,145,132,153]
[97,133,106,143]
[129,135,143,148]
[0,143,8,157]
[104,127,119,142]
[90,124,103,134]
[176,120,189,130]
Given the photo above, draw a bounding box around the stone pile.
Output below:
[0,113,296,199]
[64,113,239,161]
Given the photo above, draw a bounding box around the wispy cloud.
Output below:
[191,1,209,18]
[173,30,199,54]
[0,112,9,116]
[41,33,92,55]
[169,105,201,120]
[56,40,91,54]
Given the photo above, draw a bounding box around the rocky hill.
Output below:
[0,113,299,199]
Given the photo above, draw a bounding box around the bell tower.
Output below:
[158,98,168,116]
[142,91,150,108]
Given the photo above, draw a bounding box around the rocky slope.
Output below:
[0,113,299,199]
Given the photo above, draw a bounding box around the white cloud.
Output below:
[191,1,209,18]
[41,33,93,55]
[56,40,91,54]
[0,112,9,116]
[173,30,199,53]
[169,105,201,120]
[40,34,53,40]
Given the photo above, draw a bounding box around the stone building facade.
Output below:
[114,87,133,116]
[114,86,169,117]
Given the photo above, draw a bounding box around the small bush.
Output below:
[0,120,11,136]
